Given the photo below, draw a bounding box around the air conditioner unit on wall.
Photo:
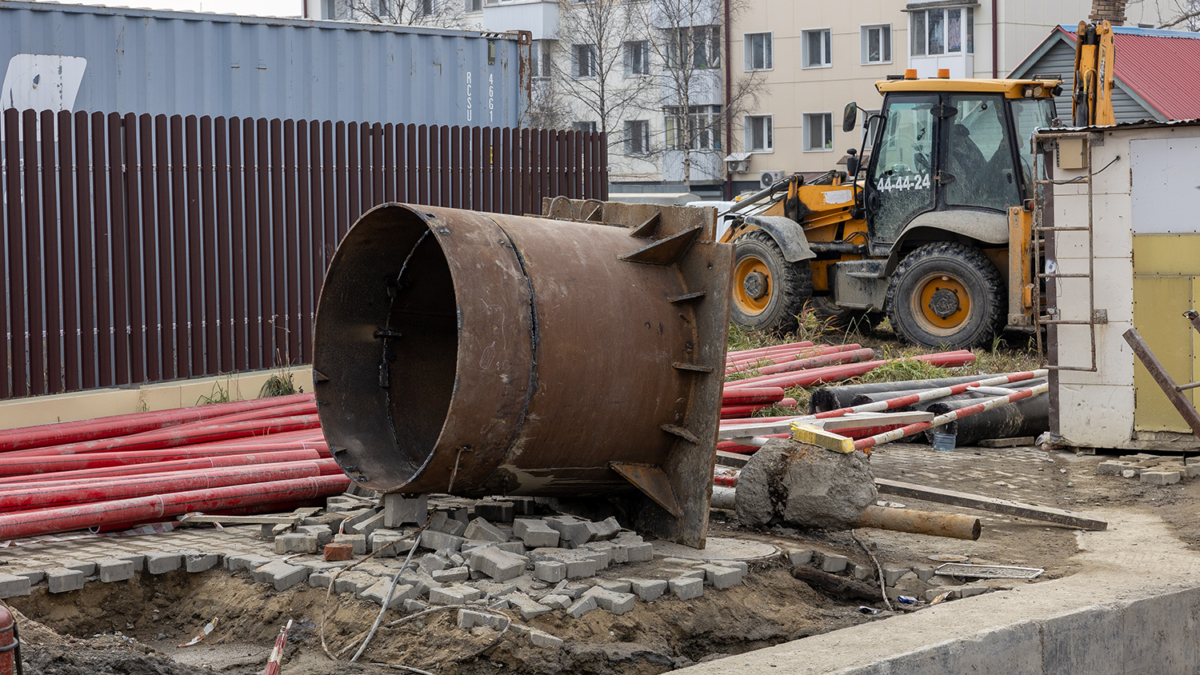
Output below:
[760,170,785,188]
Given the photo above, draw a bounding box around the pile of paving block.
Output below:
[1096,454,1200,485]
[786,549,989,604]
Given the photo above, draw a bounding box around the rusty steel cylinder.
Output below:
[854,504,982,540]
[314,202,732,545]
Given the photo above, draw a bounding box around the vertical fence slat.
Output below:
[136,115,158,383]
[359,122,372,213]
[241,117,261,371]
[372,122,385,210]
[334,121,348,246]
[600,132,609,200]
[3,110,23,397]
[22,111,44,395]
[322,121,336,267]
[517,128,529,215]
[58,111,80,392]
[171,116,190,377]
[439,126,451,208]
[215,117,234,372]
[450,126,462,209]
[107,113,130,385]
[530,129,542,214]
[184,116,203,376]
[229,119,248,372]
[0,113,9,398]
[200,116,219,375]
[40,111,62,393]
[480,127,492,212]
[428,125,440,208]
[283,119,301,364]
[119,112,142,386]
[396,123,408,203]
[154,116,175,380]
[417,124,429,206]
[383,123,395,204]
[347,122,360,225]
[270,118,287,364]
[501,128,512,215]
[255,118,273,369]
[74,113,96,391]
[297,121,314,365]
[91,112,115,388]
[407,124,419,207]
[309,121,327,304]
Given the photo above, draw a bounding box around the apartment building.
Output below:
[727,0,1091,192]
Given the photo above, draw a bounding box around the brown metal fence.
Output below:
[0,108,608,400]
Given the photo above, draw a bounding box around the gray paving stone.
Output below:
[419,530,466,552]
[594,579,632,593]
[417,554,450,574]
[371,531,416,557]
[297,525,334,546]
[97,559,136,583]
[528,630,564,648]
[474,501,515,523]
[788,549,814,566]
[185,553,220,573]
[463,518,507,543]
[625,578,667,601]
[14,570,45,585]
[533,560,567,583]
[122,554,146,572]
[227,554,272,572]
[582,586,635,615]
[333,533,367,555]
[458,608,503,629]
[254,560,310,591]
[590,517,621,540]
[432,566,470,583]
[383,494,428,527]
[504,591,552,620]
[64,561,96,576]
[513,519,560,548]
[276,533,319,554]
[820,554,849,573]
[1143,470,1182,485]
[336,572,378,596]
[309,571,336,590]
[883,566,910,587]
[350,511,387,536]
[429,511,468,536]
[699,564,744,589]
[361,579,416,609]
[48,569,85,593]
[0,574,31,598]
[146,553,183,575]
[566,595,598,618]
[669,576,703,600]
[625,542,654,563]
[404,599,428,613]
[469,546,525,582]
[428,584,483,605]
[543,516,595,549]
[540,593,572,609]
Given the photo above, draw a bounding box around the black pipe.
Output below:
[808,374,1022,412]
[922,395,1049,447]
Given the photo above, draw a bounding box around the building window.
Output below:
[624,41,650,76]
[664,105,722,151]
[624,120,650,155]
[465,0,481,11]
[862,109,881,145]
[321,0,334,18]
[911,8,974,56]
[417,0,432,16]
[803,112,833,152]
[744,115,773,152]
[531,41,552,78]
[860,24,891,64]
[667,26,722,70]
[573,121,598,133]
[744,32,773,71]
[573,44,597,78]
[802,29,832,68]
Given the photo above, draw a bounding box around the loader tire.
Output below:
[885,242,1004,350]
[731,230,813,334]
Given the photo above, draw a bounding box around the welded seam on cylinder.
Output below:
[378,229,432,470]
[491,219,539,482]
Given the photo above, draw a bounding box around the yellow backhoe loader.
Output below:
[720,21,1116,350]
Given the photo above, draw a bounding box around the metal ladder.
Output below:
[1031,130,1108,372]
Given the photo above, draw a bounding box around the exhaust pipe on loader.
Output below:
[313,201,733,547]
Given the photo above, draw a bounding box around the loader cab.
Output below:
[851,79,1056,256]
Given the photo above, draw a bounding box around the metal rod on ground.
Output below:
[875,479,1107,531]
[351,530,424,663]
[849,530,893,610]
[853,505,981,541]
[1123,327,1200,439]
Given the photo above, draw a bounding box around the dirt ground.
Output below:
[8,442,1198,674]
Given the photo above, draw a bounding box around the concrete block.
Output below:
[1097,461,1132,475]
[361,579,416,609]
[64,561,96,576]
[458,608,503,629]
[420,529,467,552]
[534,560,568,583]
[48,569,86,593]
[853,564,873,581]
[529,629,564,648]
[912,565,936,582]
[275,533,319,555]
[594,579,632,593]
[669,576,703,600]
[1187,465,1200,479]
[1142,470,1182,485]
[324,543,355,562]
[297,525,334,546]
[469,546,526,582]
[821,554,849,573]
[576,545,610,569]
[699,564,743,589]
[371,530,416,557]
[567,595,598,618]
[122,555,146,572]
[475,500,515,523]
[541,593,572,610]
[255,560,310,591]
[309,572,335,590]
[226,554,271,572]
[788,549,814,566]
[591,517,621,540]
[146,553,183,575]
[508,496,537,516]
[429,511,468,536]
[463,518,507,543]
[418,554,450,574]
[429,584,483,605]
[261,523,280,539]
[0,574,32,598]
[14,570,45,585]
[883,566,910,587]
[582,586,635,615]
[513,519,560,548]
[504,591,553,620]
[584,541,627,564]
[557,582,590,599]
[97,559,136,583]
[959,586,988,598]
[383,493,428,527]
[350,511,387,536]
[433,566,470,583]
[625,578,668,601]
[625,542,654,563]
[185,553,220,573]
[336,572,377,596]
[404,599,428,613]
[544,516,595,548]
[333,533,367,555]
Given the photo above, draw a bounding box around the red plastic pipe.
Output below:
[0,474,352,540]
[720,387,785,405]
[0,460,341,511]
[0,457,342,492]
[726,340,814,360]
[0,449,325,486]
[159,401,318,434]
[726,344,863,373]
[751,347,876,376]
[0,393,314,452]
[725,351,976,390]
[0,442,331,477]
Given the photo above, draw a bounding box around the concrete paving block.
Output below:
[1187,465,1200,479]
[97,559,136,583]
[350,511,386,536]
[362,579,416,609]
[577,545,611,569]
[882,566,910,587]
[275,533,319,555]
[1143,470,1182,485]
[534,560,568,583]
[476,580,519,599]
[226,554,271,572]
[504,591,553,620]
[333,533,367,555]
[585,541,627,564]
[418,554,450,574]
[420,529,467,552]
[582,586,635,615]
[309,571,336,590]
[625,542,654,563]
[912,565,936,582]
[541,593,572,610]
[463,518,507,543]
[469,546,526,582]
[383,493,428,527]
[567,595,599,618]
[185,553,220,573]
[297,525,334,546]
[513,519,560,548]
[430,511,468,536]
[788,549,814,566]
[594,579,632,593]
[371,531,416,557]
[458,608,503,629]
[529,629,564,648]
[0,574,32,598]
[820,554,849,573]
[669,576,703,600]
[433,566,470,584]
[63,561,96,576]
[1097,461,1132,475]
[429,584,483,606]
[146,553,183,575]
[255,560,310,591]
[625,578,668,602]
[590,517,621,540]
[404,599,428,613]
[48,569,85,593]
[959,586,988,598]
[699,564,743,589]
[14,570,45,585]
[475,501,515,523]
[336,572,377,596]
[543,516,594,548]
[122,555,146,573]
[853,564,873,581]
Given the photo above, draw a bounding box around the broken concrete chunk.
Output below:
[566,595,599,618]
[735,439,877,529]
[1097,461,1133,475]
[370,530,415,557]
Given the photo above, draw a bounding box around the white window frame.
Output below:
[573,43,598,78]
[860,24,892,65]
[624,40,650,77]
[802,112,833,153]
[573,121,598,133]
[743,114,773,153]
[801,28,832,69]
[624,119,650,156]
[743,32,773,71]
[910,8,973,57]
[464,0,482,12]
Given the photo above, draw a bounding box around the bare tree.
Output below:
[1126,0,1200,29]
[334,0,464,28]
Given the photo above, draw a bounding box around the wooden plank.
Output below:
[875,478,1108,531]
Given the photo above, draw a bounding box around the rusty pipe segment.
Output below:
[854,504,981,541]
[314,201,733,547]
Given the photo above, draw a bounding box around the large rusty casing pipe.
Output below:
[854,504,982,540]
[314,201,733,546]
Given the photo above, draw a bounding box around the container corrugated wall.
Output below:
[0,1,528,127]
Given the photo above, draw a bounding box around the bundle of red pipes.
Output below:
[0,393,349,541]
[721,340,976,419]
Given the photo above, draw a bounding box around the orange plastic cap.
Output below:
[904,69,918,79]
[937,68,950,79]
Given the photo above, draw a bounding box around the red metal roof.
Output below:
[1060,25,1200,120]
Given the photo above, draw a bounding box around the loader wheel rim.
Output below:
[734,257,772,315]
[913,273,971,334]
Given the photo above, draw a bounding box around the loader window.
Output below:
[1011,98,1055,196]
[945,94,1021,211]
[867,95,936,242]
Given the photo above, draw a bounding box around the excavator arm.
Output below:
[1072,20,1117,127]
